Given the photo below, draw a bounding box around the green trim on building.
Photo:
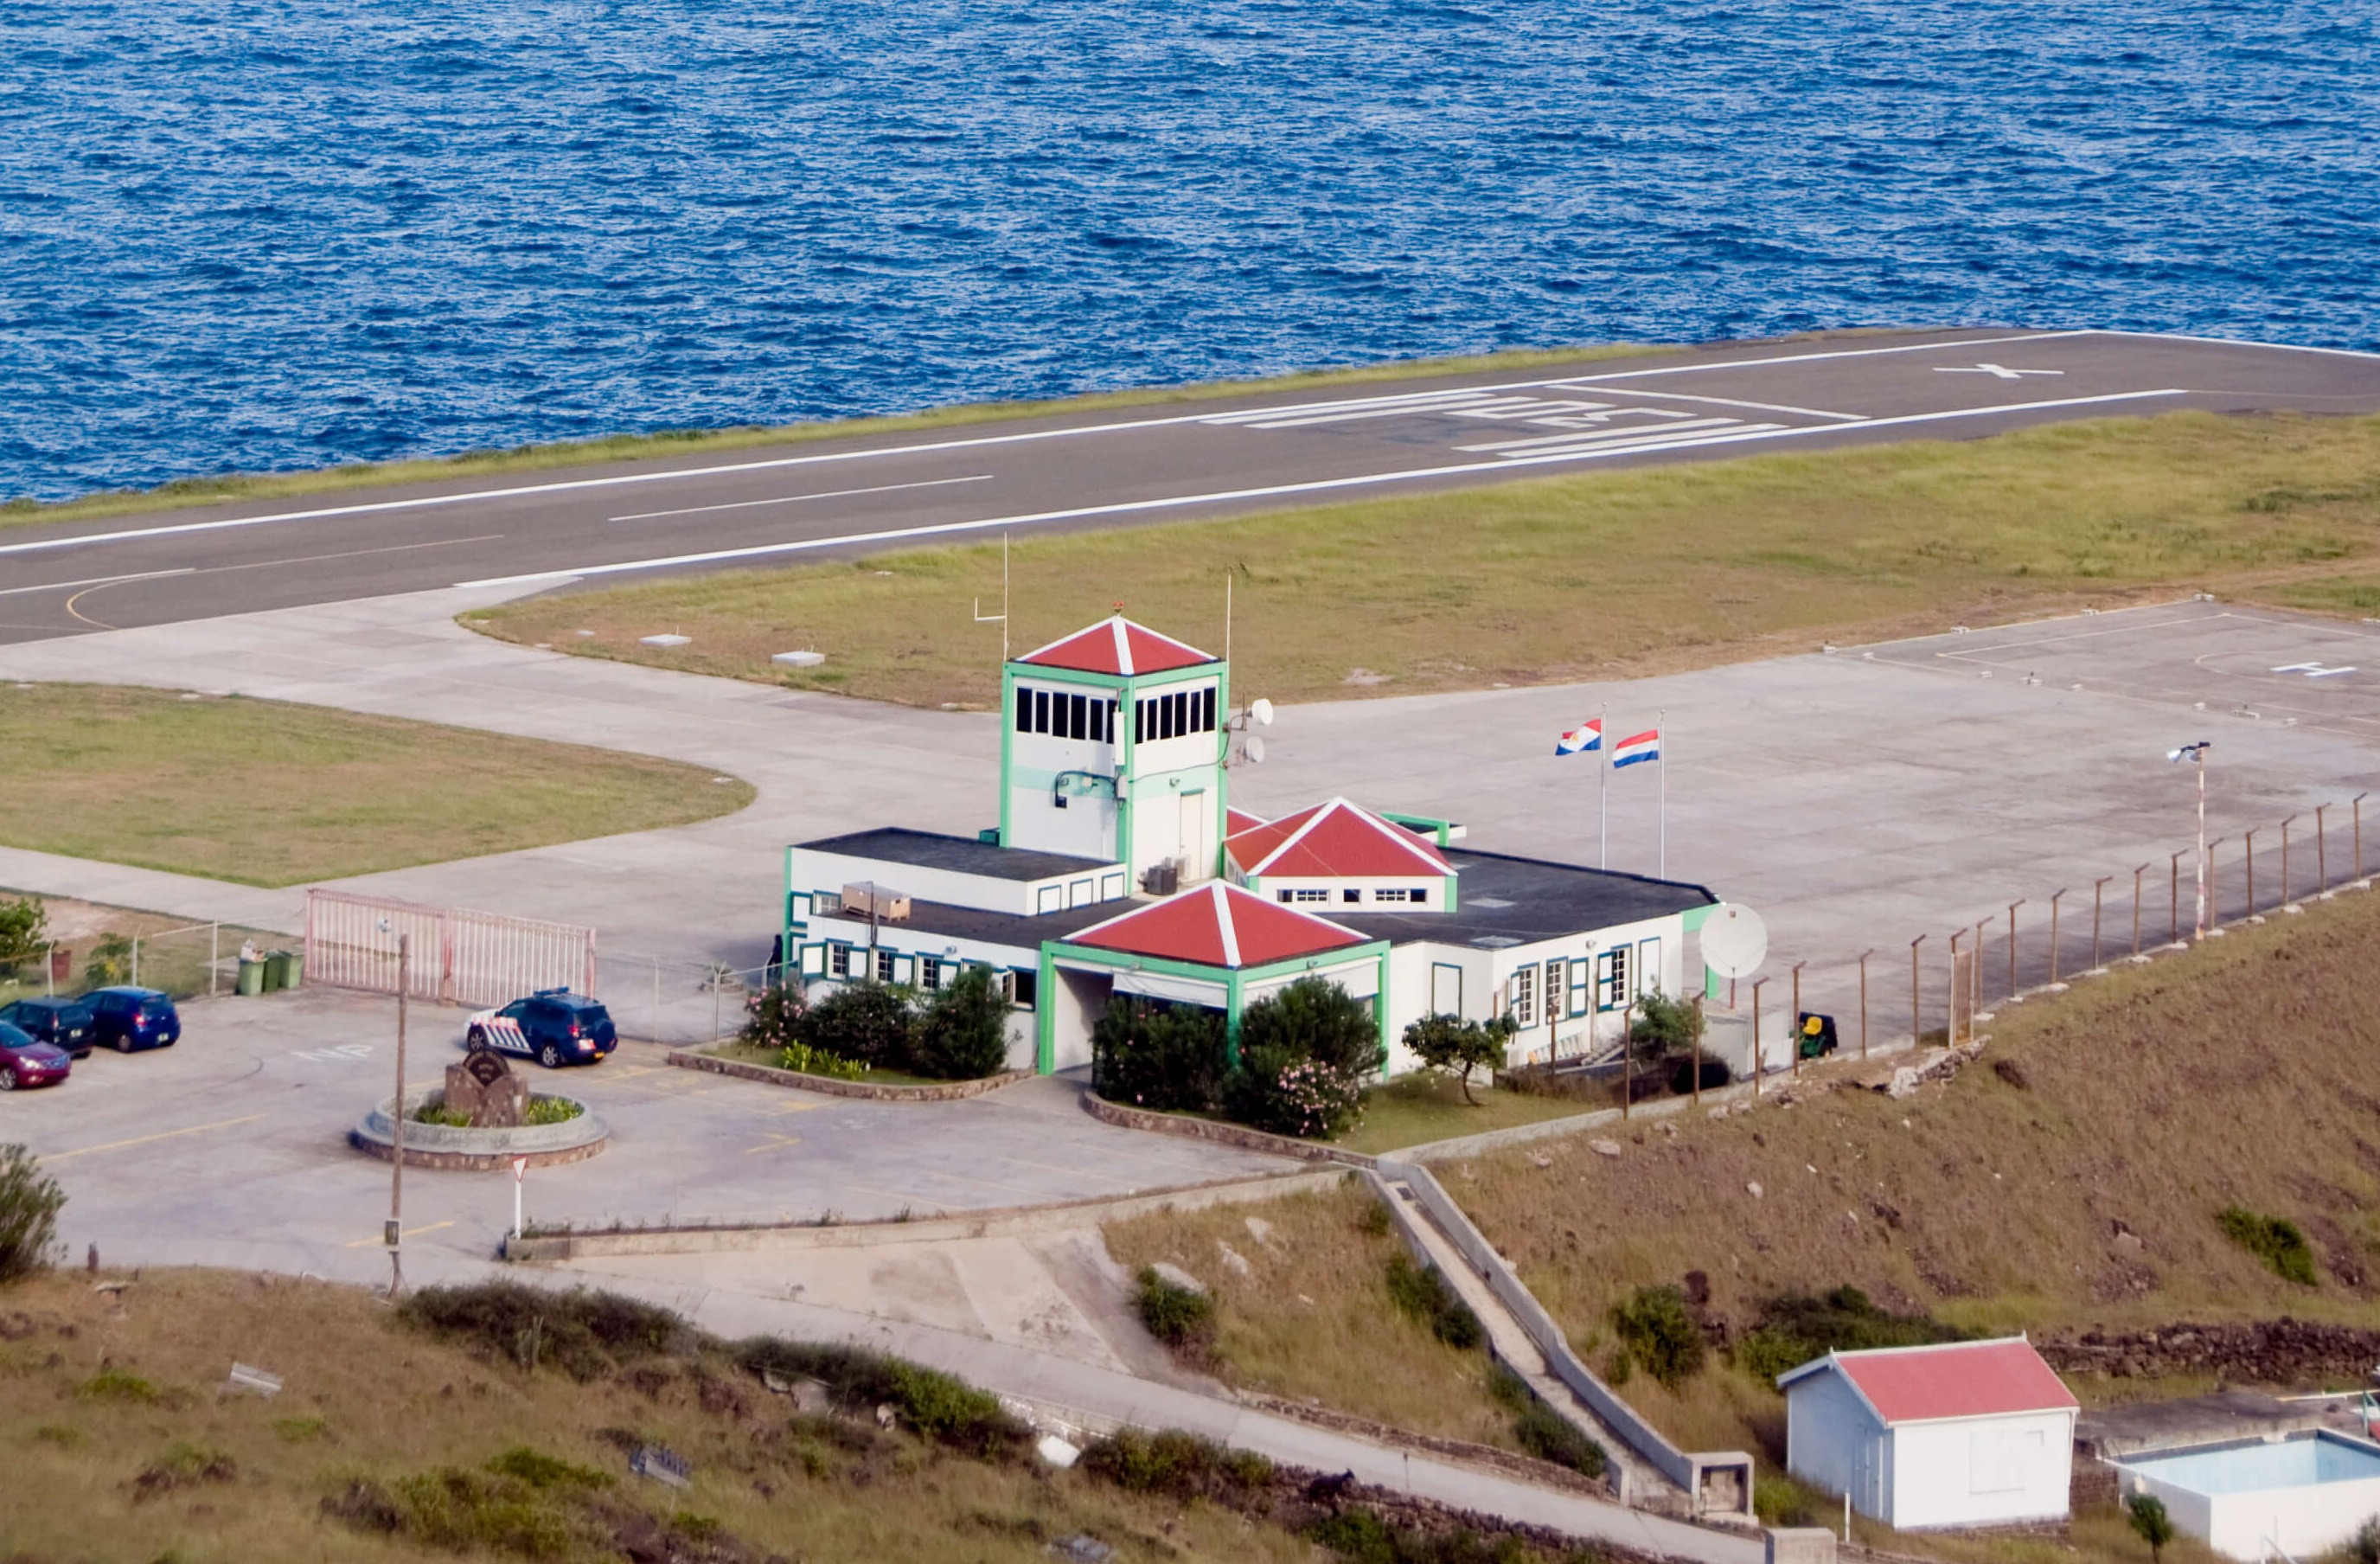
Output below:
[1037,938,1392,1075]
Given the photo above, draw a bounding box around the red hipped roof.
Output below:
[1225,807,1268,836]
[1779,1339,2077,1426]
[1225,798,1453,880]
[1015,616,1215,677]
[1064,881,1367,970]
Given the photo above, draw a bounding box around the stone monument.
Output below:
[444,1048,528,1129]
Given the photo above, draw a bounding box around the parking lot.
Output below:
[1,987,1291,1292]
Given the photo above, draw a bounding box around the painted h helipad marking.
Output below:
[2273,662,2358,678]
[1935,364,2064,380]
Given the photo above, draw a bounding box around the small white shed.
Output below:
[1779,1337,2079,1530]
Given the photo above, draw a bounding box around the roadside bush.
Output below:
[2217,1206,2318,1285]
[1307,1506,1530,1564]
[83,933,132,987]
[399,1281,683,1381]
[521,1095,583,1126]
[777,1040,867,1080]
[1608,1285,1705,1389]
[1078,1427,1272,1503]
[413,1096,473,1127]
[794,982,913,1071]
[1628,990,1704,1063]
[0,895,46,967]
[1754,1472,1818,1527]
[1487,1368,1607,1478]
[1225,978,1385,1139]
[1383,1254,1482,1350]
[1733,1285,1965,1383]
[731,1336,1029,1460]
[738,984,805,1052]
[0,1143,66,1284]
[1134,1266,1219,1353]
[1402,1014,1514,1106]
[1093,997,1229,1112]
[909,965,1011,1080]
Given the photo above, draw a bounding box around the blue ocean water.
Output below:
[2,0,2374,503]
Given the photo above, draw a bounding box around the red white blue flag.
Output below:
[1555,719,1603,756]
[1612,728,1661,768]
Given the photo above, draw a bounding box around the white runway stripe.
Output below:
[610,473,993,522]
[1474,423,1788,460]
[1549,388,1867,420]
[1456,417,1745,454]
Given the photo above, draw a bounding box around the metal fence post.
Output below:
[131,935,139,989]
[1751,978,1767,1093]
[653,957,662,1047]
[210,922,220,997]
[2316,804,2329,893]
[1858,950,1872,1060]
[2047,890,2066,984]
[1910,934,1927,1044]
[2006,901,2024,998]
[2092,876,2111,971]
[2132,864,2149,957]
[2244,828,2257,916]
[1789,961,1805,1076]
[2281,815,2296,907]
[1947,932,1962,1046]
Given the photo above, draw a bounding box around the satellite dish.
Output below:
[1250,697,1274,727]
[1244,735,1267,765]
[1699,903,1767,980]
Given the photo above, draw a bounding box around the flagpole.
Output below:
[1598,703,1609,870]
[1658,708,1667,880]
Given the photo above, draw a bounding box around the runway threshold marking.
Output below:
[460,387,2189,589]
[345,1221,454,1248]
[40,1112,270,1162]
[0,329,2081,563]
[610,474,995,522]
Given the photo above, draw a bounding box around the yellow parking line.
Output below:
[344,1221,454,1249]
[742,1133,802,1155]
[40,1113,269,1163]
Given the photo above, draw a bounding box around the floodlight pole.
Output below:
[1789,961,1805,1076]
[1909,934,1927,1047]
[2047,889,2067,984]
[2006,901,2024,1000]
[1857,951,1872,1060]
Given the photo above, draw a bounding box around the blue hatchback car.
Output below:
[82,987,181,1053]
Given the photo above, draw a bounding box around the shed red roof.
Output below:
[1015,616,1215,677]
[1782,1339,2078,1426]
[1064,881,1367,970]
[1225,798,1453,880]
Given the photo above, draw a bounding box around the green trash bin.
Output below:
[283,949,304,990]
[236,958,265,997]
[263,950,291,991]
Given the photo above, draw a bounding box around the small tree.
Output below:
[1225,978,1385,1139]
[0,897,46,970]
[1609,1284,1705,1388]
[795,982,914,1071]
[1628,990,1704,1063]
[2125,1493,2175,1564]
[910,967,1012,1080]
[1402,1013,1514,1106]
[739,984,806,1053]
[0,1144,65,1284]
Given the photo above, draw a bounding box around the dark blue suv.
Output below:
[83,987,181,1054]
[0,997,97,1059]
[465,989,617,1068]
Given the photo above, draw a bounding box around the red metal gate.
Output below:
[304,889,596,1008]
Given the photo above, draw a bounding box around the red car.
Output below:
[0,1022,72,1091]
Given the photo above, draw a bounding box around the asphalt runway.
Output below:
[3,326,2378,644]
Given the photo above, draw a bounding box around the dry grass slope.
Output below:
[0,684,753,886]
[478,411,2380,708]
[0,1269,1329,1564]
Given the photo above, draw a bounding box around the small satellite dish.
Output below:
[1244,735,1267,765]
[1250,697,1274,728]
[1699,903,1767,980]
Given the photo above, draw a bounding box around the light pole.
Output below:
[2168,741,2210,936]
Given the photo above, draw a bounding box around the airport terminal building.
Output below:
[780,615,1718,1074]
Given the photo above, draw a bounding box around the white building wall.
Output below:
[1006,720,1123,862]
[2120,1460,2380,1561]
[1785,1368,1885,1517]
[1889,1411,2074,1529]
[786,850,1124,919]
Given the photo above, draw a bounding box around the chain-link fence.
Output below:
[592,952,779,1048]
[1,919,290,1007]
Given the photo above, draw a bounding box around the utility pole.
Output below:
[387,933,409,1297]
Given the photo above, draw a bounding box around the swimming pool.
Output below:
[2118,1433,2380,1561]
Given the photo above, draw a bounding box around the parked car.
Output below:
[0,997,96,1059]
[82,987,182,1053]
[465,989,617,1068]
[0,1022,72,1090]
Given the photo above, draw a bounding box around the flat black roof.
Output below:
[1328,849,1717,950]
[794,827,1115,884]
[810,895,1116,954]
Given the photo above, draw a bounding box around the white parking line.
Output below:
[457,388,2190,589]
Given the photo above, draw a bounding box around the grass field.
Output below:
[0,684,752,886]
[0,1269,1385,1564]
[1339,1074,1603,1155]
[1110,889,2380,1561]
[474,411,2380,709]
[2,342,1654,527]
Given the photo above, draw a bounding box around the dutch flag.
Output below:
[1612,728,1661,768]
[1556,719,1603,756]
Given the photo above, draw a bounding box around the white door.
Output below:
[1178,789,1212,881]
